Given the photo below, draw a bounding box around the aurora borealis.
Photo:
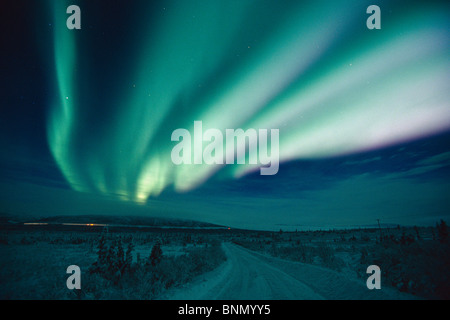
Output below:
[1,0,450,229]
[46,0,450,202]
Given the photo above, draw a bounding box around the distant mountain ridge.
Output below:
[0,213,225,229]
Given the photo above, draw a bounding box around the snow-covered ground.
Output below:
[166,243,417,300]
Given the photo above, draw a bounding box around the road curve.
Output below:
[168,243,323,299]
[167,242,416,300]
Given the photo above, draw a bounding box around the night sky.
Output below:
[1,0,449,230]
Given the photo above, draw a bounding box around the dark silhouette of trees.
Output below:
[437,220,448,243]
[148,238,163,266]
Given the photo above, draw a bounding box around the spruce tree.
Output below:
[125,241,134,271]
[136,252,141,265]
[437,220,448,243]
[149,238,163,266]
[116,238,125,272]
[106,240,117,276]
[96,234,108,273]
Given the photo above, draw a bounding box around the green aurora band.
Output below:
[47,0,450,203]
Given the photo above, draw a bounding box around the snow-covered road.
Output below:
[167,243,416,300]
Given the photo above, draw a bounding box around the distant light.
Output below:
[23,222,48,226]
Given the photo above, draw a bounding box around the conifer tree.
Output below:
[107,240,117,275]
[97,234,108,267]
[125,241,134,271]
[116,238,125,271]
[136,252,141,265]
[91,234,108,274]
[437,220,448,243]
[149,238,163,266]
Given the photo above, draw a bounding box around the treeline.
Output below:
[82,233,226,299]
[233,238,343,270]
[234,220,449,299]
[359,220,450,299]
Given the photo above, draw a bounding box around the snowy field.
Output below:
[0,223,448,299]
